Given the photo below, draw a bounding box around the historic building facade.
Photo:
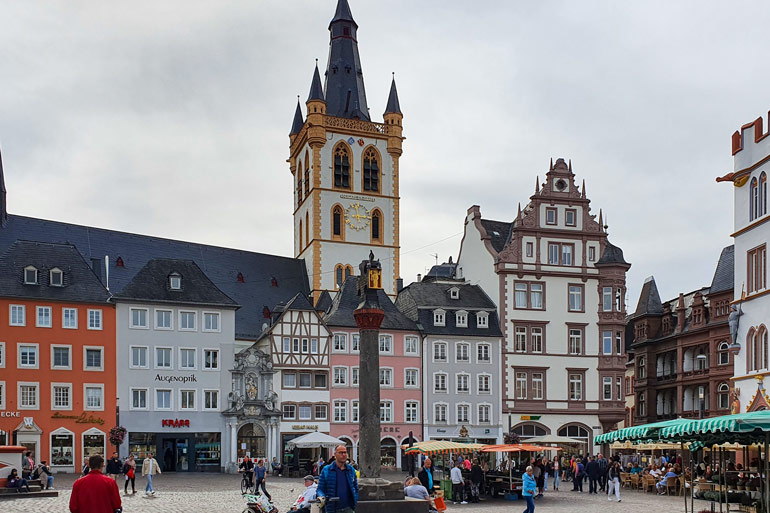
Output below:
[395,279,503,445]
[288,0,404,298]
[456,158,630,454]
[719,112,770,413]
[324,277,422,470]
[0,241,115,474]
[627,247,735,427]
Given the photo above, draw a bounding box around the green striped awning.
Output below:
[594,418,692,445]
[660,411,770,439]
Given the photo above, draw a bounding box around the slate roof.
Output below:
[632,276,664,317]
[479,219,513,254]
[114,259,238,308]
[324,276,418,331]
[330,0,357,28]
[384,78,402,115]
[394,280,502,337]
[284,292,316,312]
[0,214,310,340]
[0,240,110,303]
[0,147,7,227]
[290,100,304,135]
[709,245,734,294]
[308,64,325,102]
[424,261,456,280]
[315,290,333,313]
[596,240,630,266]
[324,0,369,120]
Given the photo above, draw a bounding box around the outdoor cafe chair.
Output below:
[620,472,632,488]
[664,476,678,495]
[630,473,640,489]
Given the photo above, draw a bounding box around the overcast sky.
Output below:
[1,1,767,306]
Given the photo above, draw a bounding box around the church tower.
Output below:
[289,0,403,299]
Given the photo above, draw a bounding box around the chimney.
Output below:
[676,293,686,332]
[417,273,422,282]
[396,278,404,293]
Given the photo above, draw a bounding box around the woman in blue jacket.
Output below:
[522,465,537,513]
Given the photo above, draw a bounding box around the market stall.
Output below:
[480,443,560,498]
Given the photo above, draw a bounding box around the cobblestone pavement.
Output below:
[1,472,704,513]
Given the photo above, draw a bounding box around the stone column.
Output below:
[230,421,238,466]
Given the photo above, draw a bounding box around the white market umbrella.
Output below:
[286,431,345,449]
[526,435,584,445]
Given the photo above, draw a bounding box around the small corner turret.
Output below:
[384,75,404,156]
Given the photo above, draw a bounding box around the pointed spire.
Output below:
[330,0,357,28]
[535,176,540,194]
[568,159,572,172]
[549,157,554,171]
[307,60,325,102]
[581,179,586,198]
[598,209,603,227]
[384,73,402,115]
[290,98,304,135]
[325,0,369,120]
[517,202,522,219]
[0,144,6,227]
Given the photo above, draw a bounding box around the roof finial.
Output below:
[535,176,540,195]
[598,209,603,227]
[568,159,572,172]
[549,157,554,171]
[517,202,522,218]
[581,179,586,198]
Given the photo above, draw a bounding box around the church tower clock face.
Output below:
[345,202,371,231]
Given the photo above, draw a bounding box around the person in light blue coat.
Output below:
[522,465,537,513]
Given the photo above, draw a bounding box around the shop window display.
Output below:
[129,432,156,466]
[51,432,74,467]
[83,432,105,461]
[195,433,221,471]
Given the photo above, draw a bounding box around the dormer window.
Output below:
[449,287,460,299]
[24,266,38,285]
[455,311,468,328]
[169,273,182,290]
[433,309,446,327]
[476,312,489,328]
[49,268,63,287]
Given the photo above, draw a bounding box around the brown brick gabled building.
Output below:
[629,246,735,424]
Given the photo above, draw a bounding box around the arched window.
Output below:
[345,265,353,281]
[305,212,309,247]
[334,144,351,189]
[750,177,759,221]
[718,341,729,365]
[761,326,769,371]
[761,172,768,217]
[362,147,380,192]
[558,423,591,454]
[299,219,304,249]
[332,205,344,240]
[511,422,548,440]
[748,328,758,372]
[371,209,382,243]
[304,151,311,197]
[718,383,730,410]
[335,264,344,289]
[297,161,303,203]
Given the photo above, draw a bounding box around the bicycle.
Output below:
[241,471,255,495]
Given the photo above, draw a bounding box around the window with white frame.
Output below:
[718,383,730,410]
[333,367,348,386]
[333,400,347,422]
[19,344,38,368]
[24,266,38,284]
[315,404,328,420]
[179,348,196,369]
[456,343,470,362]
[515,372,527,399]
[569,374,583,400]
[351,334,360,353]
[531,327,543,353]
[456,373,470,393]
[405,401,419,423]
[179,311,196,330]
[169,273,182,290]
[84,347,103,370]
[0,342,5,368]
[180,390,195,410]
[283,404,296,420]
[311,338,319,354]
[130,346,148,368]
[603,376,612,400]
[456,404,470,423]
[85,385,103,410]
[434,403,447,423]
[456,311,468,327]
[37,306,52,327]
[433,309,446,326]
[449,287,460,299]
[62,308,77,329]
[405,336,419,355]
[52,384,71,409]
[434,373,447,393]
[602,331,613,355]
[379,368,393,387]
[380,401,393,423]
[131,388,147,409]
[476,312,489,328]
[433,342,447,362]
[292,339,300,353]
[155,347,172,369]
[333,333,347,352]
[298,405,312,420]
[299,373,311,388]
[204,390,219,410]
[602,287,613,311]
[204,349,219,370]
[50,268,63,286]
[0,381,4,409]
[10,305,25,326]
[478,374,491,393]
[405,368,419,387]
[203,312,220,332]
[87,309,102,330]
[478,404,491,424]
[351,401,359,422]
[379,334,393,354]
[568,329,583,355]
[351,367,359,386]
[283,372,296,388]
[515,327,527,352]
[155,310,172,330]
[477,343,491,362]
[282,337,291,353]
[532,372,544,400]
[19,383,38,409]
[718,341,730,365]
[130,308,148,328]
[568,285,583,312]
[156,389,172,410]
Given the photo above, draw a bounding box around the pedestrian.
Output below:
[106,451,122,481]
[69,454,122,513]
[552,456,560,491]
[522,466,536,513]
[141,452,161,496]
[469,458,483,503]
[607,462,621,502]
[450,461,466,504]
[122,454,137,495]
[240,457,255,489]
[586,456,600,494]
[418,457,436,495]
[255,459,272,501]
[543,457,551,492]
[6,469,30,493]
[22,451,35,479]
[82,457,91,476]
[572,459,584,492]
[598,454,608,492]
[317,444,358,513]
[35,460,55,489]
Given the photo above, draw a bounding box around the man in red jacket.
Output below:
[69,454,122,513]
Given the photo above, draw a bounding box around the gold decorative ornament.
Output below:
[345,202,371,231]
[735,175,750,187]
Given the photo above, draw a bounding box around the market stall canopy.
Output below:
[660,410,770,439]
[609,441,685,450]
[286,432,345,449]
[480,444,559,453]
[526,435,583,445]
[594,418,691,444]
[401,440,486,455]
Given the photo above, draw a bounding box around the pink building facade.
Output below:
[324,278,422,470]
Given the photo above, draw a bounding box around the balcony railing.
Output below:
[656,373,677,382]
